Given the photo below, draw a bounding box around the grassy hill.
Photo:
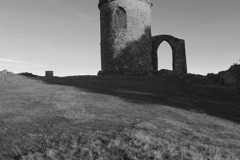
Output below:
[0,73,240,160]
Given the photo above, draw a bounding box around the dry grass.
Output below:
[61,108,95,123]
[0,74,240,160]
[9,124,240,160]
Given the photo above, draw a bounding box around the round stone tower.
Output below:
[98,0,153,75]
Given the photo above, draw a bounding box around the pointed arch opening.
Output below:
[113,7,127,29]
[157,41,173,71]
[152,35,187,74]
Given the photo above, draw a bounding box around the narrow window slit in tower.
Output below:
[113,7,127,29]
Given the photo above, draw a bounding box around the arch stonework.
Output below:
[152,35,187,74]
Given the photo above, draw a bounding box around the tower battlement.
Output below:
[98,0,153,9]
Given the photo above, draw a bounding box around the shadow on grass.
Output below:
[26,75,240,124]
[18,26,240,124]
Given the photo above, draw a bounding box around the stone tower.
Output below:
[98,0,153,75]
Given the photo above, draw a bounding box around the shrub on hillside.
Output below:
[18,72,39,77]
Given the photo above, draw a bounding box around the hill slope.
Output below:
[0,74,240,160]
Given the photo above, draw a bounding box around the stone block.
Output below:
[45,71,54,77]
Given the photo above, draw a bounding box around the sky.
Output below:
[0,0,239,76]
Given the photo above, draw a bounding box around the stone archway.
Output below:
[152,35,187,74]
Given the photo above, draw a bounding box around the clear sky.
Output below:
[0,0,239,76]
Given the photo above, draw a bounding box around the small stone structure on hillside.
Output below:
[45,71,54,77]
[98,0,187,76]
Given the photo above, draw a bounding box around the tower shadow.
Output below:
[21,26,240,124]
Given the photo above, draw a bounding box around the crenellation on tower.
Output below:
[98,0,153,9]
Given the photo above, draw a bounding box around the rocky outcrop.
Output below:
[155,68,240,88]
[218,64,240,88]
[0,69,13,75]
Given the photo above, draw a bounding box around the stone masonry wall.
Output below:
[99,0,153,75]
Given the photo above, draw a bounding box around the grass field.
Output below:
[0,73,240,160]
